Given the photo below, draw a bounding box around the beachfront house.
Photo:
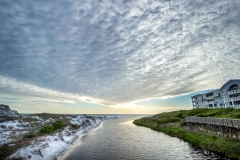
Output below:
[191,79,240,108]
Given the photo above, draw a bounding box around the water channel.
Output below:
[65,116,225,160]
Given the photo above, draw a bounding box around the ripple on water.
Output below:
[65,117,227,160]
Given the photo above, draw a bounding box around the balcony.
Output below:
[205,96,214,100]
[228,97,240,101]
[203,102,214,106]
[228,89,240,95]
[234,104,240,108]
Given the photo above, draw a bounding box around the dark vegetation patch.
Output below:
[40,120,64,134]
[0,145,9,159]
[52,120,63,130]
[23,132,36,139]
[0,139,33,160]
[40,126,53,134]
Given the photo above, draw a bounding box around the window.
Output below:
[229,84,239,91]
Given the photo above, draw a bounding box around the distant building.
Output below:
[191,79,240,108]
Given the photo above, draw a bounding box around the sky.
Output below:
[0,0,240,114]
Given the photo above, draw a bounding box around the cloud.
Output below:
[0,0,240,107]
[0,76,105,105]
[0,97,19,101]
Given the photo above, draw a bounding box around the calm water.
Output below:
[65,116,224,160]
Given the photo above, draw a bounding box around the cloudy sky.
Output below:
[0,0,240,114]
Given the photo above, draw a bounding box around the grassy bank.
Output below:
[133,108,240,159]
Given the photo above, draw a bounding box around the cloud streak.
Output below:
[0,0,240,107]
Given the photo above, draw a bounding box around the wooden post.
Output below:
[235,129,239,140]
[211,125,214,134]
[230,128,233,138]
[221,126,224,137]
[197,123,200,131]
[213,125,217,134]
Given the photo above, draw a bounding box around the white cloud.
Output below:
[0,76,105,105]
[0,0,240,108]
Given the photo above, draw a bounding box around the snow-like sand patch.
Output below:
[7,116,104,160]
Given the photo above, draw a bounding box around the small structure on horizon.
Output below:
[191,79,240,108]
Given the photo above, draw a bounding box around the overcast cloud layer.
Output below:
[1,0,240,107]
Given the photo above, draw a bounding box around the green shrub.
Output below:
[157,117,181,124]
[0,146,9,159]
[232,114,240,119]
[158,118,168,124]
[210,134,217,141]
[180,119,186,126]
[177,128,186,138]
[23,132,35,138]
[40,126,53,134]
[1,146,8,151]
[186,108,208,117]
[71,124,80,129]
[53,120,63,130]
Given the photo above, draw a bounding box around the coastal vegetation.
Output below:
[133,108,240,159]
[0,106,104,160]
[40,120,64,134]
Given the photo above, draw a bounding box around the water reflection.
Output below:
[65,117,227,160]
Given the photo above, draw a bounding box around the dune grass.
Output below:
[133,108,240,159]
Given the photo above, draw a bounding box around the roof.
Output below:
[190,89,219,98]
[219,79,240,91]
[191,79,240,98]
[191,94,202,98]
[204,89,219,95]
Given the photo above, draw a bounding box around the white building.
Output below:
[191,79,240,108]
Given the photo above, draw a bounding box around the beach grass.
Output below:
[133,108,240,159]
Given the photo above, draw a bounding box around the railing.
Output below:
[203,101,214,105]
[225,98,231,102]
[234,104,240,108]
[206,96,214,100]
[230,97,240,101]
[186,116,240,129]
[228,89,240,95]
[224,97,240,102]
[193,104,240,108]
[213,93,219,97]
